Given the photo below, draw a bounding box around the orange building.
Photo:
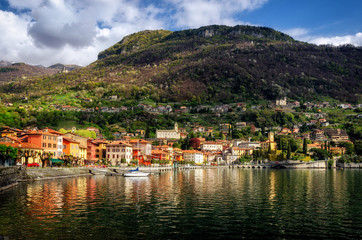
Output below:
[22,130,58,156]
[62,137,80,156]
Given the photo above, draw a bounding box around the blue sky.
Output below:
[0,0,361,66]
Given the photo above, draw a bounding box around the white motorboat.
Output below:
[123,171,150,177]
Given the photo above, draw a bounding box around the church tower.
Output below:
[268,132,274,142]
[174,122,178,132]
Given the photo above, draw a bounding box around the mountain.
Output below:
[1,25,361,103]
[0,60,12,67]
[0,62,59,83]
[48,63,82,72]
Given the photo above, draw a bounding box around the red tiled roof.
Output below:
[0,142,42,149]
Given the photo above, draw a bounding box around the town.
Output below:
[0,96,360,167]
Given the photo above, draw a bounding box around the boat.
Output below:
[123,171,150,177]
[123,143,150,177]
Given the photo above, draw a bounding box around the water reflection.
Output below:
[0,169,362,239]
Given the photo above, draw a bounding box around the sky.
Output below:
[0,0,361,66]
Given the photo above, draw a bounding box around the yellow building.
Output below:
[63,137,80,157]
[64,133,88,162]
[260,132,277,151]
[0,126,22,138]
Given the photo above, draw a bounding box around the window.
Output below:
[48,143,51,148]
[48,136,51,140]
[43,143,46,147]
[54,137,56,141]
[107,154,110,158]
[53,144,56,148]
[43,136,46,139]
[71,145,74,149]
[63,145,66,149]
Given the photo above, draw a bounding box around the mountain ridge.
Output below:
[0,25,361,104]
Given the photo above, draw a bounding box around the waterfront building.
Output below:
[43,128,63,159]
[182,150,203,164]
[260,132,277,151]
[0,142,43,165]
[93,140,108,161]
[64,133,88,161]
[62,137,80,157]
[21,130,59,157]
[106,141,133,165]
[129,139,152,159]
[86,139,98,164]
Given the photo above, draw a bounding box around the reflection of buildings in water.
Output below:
[25,177,92,222]
[26,181,64,221]
[86,177,97,205]
[268,171,276,202]
[124,177,152,207]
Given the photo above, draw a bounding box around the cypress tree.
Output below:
[303,138,308,155]
[287,141,291,160]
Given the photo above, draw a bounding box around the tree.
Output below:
[310,148,329,160]
[18,150,37,166]
[173,142,181,149]
[286,141,291,160]
[355,140,362,156]
[61,155,72,166]
[189,138,201,150]
[38,152,53,168]
[0,145,18,166]
[303,138,308,155]
[339,142,354,155]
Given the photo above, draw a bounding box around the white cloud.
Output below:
[284,27,362,47]
[170,0,268,28]
[0,0,270,66]
[284,28,309,39]
[309,32,362,46]
[0,11,32,62]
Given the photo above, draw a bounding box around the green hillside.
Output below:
[0,25,361,104]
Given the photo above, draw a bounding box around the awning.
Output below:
[51,159,64,163]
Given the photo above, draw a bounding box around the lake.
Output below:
[1,168,362,239]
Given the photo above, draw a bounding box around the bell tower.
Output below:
[174,122,178,132]
[268,132,274,142]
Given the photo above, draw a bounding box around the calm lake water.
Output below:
[1,168,362,239]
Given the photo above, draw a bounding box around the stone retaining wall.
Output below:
[0,166,24,191]
[24,168,92,180]
[338,162,362,168]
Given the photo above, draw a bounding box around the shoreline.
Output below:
[1,165,361,190]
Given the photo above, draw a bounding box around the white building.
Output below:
[237,140,260,150]
[129,139,152,158]
[156,123,180,140]
[200,141,223,152]
[182,150,204,164]
[106,141,133,165]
